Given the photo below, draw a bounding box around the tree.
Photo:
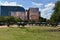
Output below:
[14,17,23,22]
[50,1,60,23]
[38,17,47,22]
[0,16,23,27]
[0,16,5,22]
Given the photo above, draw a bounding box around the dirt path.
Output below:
[0,25,7,28]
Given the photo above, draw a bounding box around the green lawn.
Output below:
[0,26,60,40]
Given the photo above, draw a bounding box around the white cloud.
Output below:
[42,3,55,12]
[41,3,55,19]
[32,2,43,7]
[0,1,23,6]
[46,13,52,19]
[45,2,55,8]
[31,2,55,19]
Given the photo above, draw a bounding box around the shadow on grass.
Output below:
[4,27,60,33]
[46,28,60,32]
[24,28,60,33]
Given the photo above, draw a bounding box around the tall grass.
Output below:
[0,27,60,40]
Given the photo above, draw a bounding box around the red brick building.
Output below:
[29,8,40,21]
[11,7,40,21]
[11,11,25,20]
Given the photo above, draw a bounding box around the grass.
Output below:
[0,26,60,40]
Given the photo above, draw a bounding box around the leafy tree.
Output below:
[0,16,23,27]
[38,17,47,22]
[50,1,60,23]
[0,16,5,22]
[14,17,23,22]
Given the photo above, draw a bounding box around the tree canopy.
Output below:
[50,1,60,23]
[0,16,23,23]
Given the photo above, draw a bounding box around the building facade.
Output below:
[0,6,40,21]
[0,6,25,20]
[25,10,29,20]
[11,11,25,20]
[29,8,40,21]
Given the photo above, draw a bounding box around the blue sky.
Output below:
[0,0,57,19]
